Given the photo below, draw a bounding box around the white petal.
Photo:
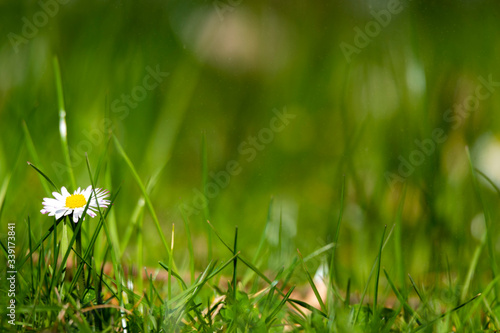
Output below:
[43,198,62,206]
[55,211,65,220]
[83,187,93,200]
[53,192,64,201]
[61,187,70,197]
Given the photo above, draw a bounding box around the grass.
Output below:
[1,134,499,330]
[3,1,500,331]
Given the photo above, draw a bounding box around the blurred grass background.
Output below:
[1,0,500,292]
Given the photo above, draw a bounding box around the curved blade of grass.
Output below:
[0,172,12,220]
[383,268,422,326]
[467,275,500,325]
[113,135,177,273]
[22,121,51,195]
[158,261,188,290]
[201,132,212,260]
[168,223,175,299]
[475,168,500,197]
[394,184,407,293]
[330,175,345,284]
[297,249,327,313]
[465,147,498,298]
[180,207,195,284]
[373,225,387,314]
[253,198,274,264]
[27,162,58,191]
[414,293,481,332]
[120,163,165,254]
[17,217,64,269]
[353,225,391,325]
[265,286,295,325]
[232,226,238,298]
[288,298,327,318]
[53,56,76,190]
[460,231,486,303]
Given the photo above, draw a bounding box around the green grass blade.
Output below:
[201,132,212,260]
[394,184,407,293]
[232,226,238,298]
[0,172,12,219]
[113,135,177,273]
[27,162,58,191]
[252,198,274,264]
[120,164,165,254]
[17,217,64,269]
[353,225,392,325]
[460,232,485,303]
[465,146,499,298]
[168,224,175,300]
[415,293,481,332]
[330,175,345,284]
[383,268,422,326]
[158,261,188,290]
[22,120,51,195]
[180,207,195,284]
[288,298,327,318]
[373,225,387,315]
[297,249,327,313]
[53,55,76,190]
[265,286,296,325]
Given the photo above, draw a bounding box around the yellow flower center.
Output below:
[66,194,87,209]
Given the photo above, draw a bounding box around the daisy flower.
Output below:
[41,186,111,223]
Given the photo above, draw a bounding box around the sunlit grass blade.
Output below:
[180,207,195,284]
[383,268,422,326]
[53,55,76,190]
[288,298,327,318]
[467,276,500,327]
[414,293,482,332]
[373,225,387,315]
[0,172,12,220]
[22,120,51,195]
[17,217,65,269]
[120,163,165,254]
[330,175,345,285]
[265,285,295,326]
[168,224,175,299]
[27,162,58,191]
[460,232,485,303]
[253,198,273,264]
[201,132,212,261]
[475,168,500,197]
[353,225,392,325]
[297,249,327,314]
[113,135,177,272]
[465,146,498,298]
[394,184,407,293]
[158,262,188,290]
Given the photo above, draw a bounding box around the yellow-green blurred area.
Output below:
[2,0,500,287]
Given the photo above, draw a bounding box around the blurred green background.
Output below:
[1,0,500,289]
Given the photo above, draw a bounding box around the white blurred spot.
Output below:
[474,133,500,187]
[406,59,426,98]
[173,6,291,74]
[470,213,485,241]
